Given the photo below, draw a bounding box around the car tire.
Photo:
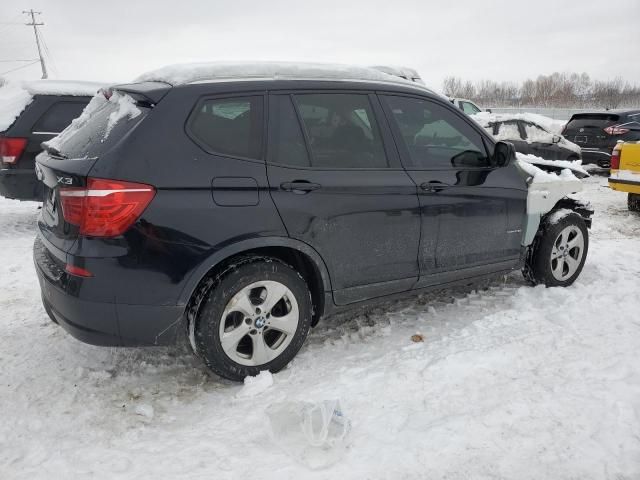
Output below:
[524,211,589,287]
[192,256,312,381]
[628,193,640,212]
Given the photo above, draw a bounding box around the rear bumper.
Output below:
[0,168,42,201]
[580,149,611,167]
[34,235,184,347]
[609,177,640,194]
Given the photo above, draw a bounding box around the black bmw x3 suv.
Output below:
[34,63,592,380]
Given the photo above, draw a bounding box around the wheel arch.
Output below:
[178,237,332,326]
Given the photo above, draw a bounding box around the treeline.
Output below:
[443,72,640,109]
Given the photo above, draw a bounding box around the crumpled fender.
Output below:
[517,161,586,246]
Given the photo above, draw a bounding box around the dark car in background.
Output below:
[562,110,640,167]
[0,80,102,201]
[477,117,582,161]
[33,62,591,381]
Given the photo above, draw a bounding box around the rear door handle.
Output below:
[420,181,450,193]
[280,181,321,194]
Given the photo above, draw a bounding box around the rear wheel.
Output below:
[628,193,640,212]
[524,211,589,287]
[192,257,312,381]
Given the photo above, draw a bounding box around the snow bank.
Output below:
[0,82,34,132]
[135,61,423,88]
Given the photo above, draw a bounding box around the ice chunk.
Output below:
[265,399,351,470]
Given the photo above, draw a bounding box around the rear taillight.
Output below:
[604,126,630,135]
[0,136,27,164]
[611,147,621,170]
[59,178,155,237]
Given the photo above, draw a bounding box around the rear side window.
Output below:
[189,96,263,160]
[33,101,88,134]
[51,92,147,159]
[493,121,522,141]
[293,93,388,168]
[268,95,310,167]
[383,95,489,169]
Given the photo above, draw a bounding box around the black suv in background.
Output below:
[562,110,640,167]
[34,63,592,381]
[0,81,102,201]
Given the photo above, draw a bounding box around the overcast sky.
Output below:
[1,0,638,91]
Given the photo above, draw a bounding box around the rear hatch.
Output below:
[37,88,155,253]
[562,113,619,149]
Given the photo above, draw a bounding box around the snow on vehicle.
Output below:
[0,80,104,201]
[472,111,582,162]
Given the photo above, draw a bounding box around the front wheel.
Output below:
[192,257,312,381]
[628,193,640,212]
[524,211,589,287]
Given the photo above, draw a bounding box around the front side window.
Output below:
[383,95,489,169]
[293,93,388,168]
[189,96,263,159]
[461,101,481,115]
[522,122,553,143]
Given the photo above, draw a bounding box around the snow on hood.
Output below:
[516,153,584,184]
[516,153,589,178]
[135,61,429,89]
[0,82,34,132]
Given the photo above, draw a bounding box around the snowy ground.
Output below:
[1,175,640,479]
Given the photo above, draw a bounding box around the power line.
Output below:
[0,60,39,76]
[22,9,47,79]
[0,59,38,63]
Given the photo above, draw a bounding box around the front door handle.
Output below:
[420,181,450,193]
[280,181,321,194]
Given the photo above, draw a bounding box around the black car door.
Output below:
[266,91,421,305]
[521,121,561,159]
[380,94,526,286]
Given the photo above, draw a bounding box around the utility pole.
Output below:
[23,9,47,79]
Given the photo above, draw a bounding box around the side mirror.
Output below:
[486,108,492,113]
[552,135,561,144]
[493,141,516,167]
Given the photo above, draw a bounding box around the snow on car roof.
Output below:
[0,80,105,132]
[24,79,105,97]
[135,61,432,91]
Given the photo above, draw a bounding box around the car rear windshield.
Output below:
[45,91,148,159]
[565,114,620,130]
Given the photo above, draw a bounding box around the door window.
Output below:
[292,93,388,168]
[188,96,263,159]
[493,121,523,141]
[460,101,481,115]
[522,122,553,144]
[383,95,489,169]
[32,101,88,134]
[268,95,310,167]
